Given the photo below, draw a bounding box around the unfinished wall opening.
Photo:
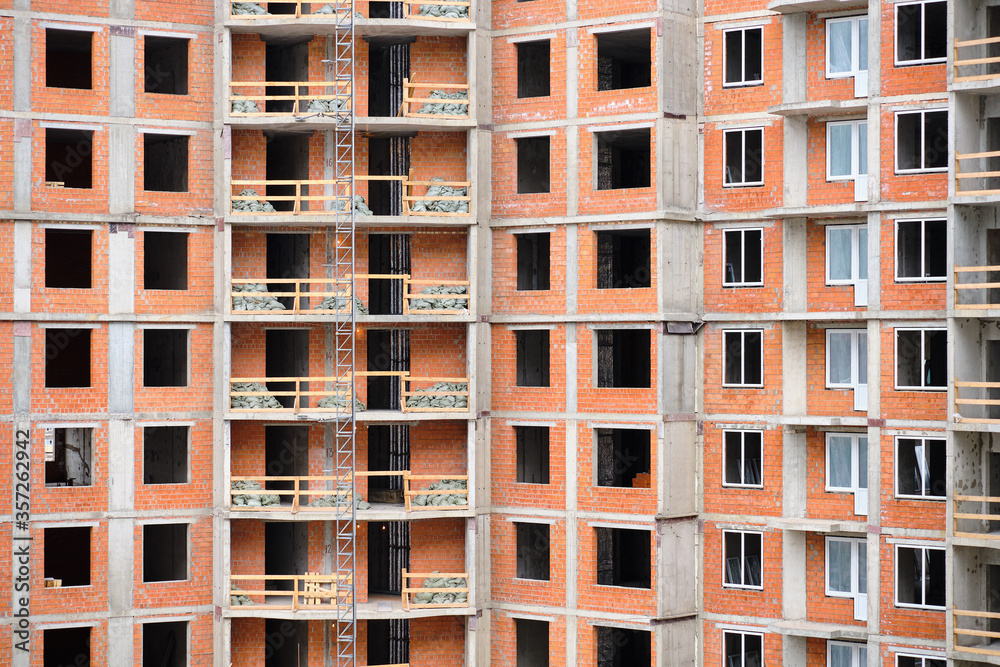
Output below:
[143,426,189,485]
[595,129,650,190]
[267,233,310,309]
[596,527,650,588]
[265,39,310,113]
[596,428,651,488]
[368,329,410,409]
[144,36,189,95]
[516,618,549,666]
[368,521,410,595]
[265,425,308,498]
[368,137,411,215]
[516,330,550,387]
[517,40,550,98]
[143,329,188,387]
[143,523,188,582]
[46,29,92,89]
[44,626,91,667]
[596,329,651,388]
[367,425,410,502]
[596,228,651,289]
[516,522,550,580]
[44,526,91,586]
[596,626,651,667]
[368,620,410,665]
[144,231,188,290]
[265,522,309,591]
[368,39,412,116]
[45,228,92,289]
[45,427,93,487]
[516,425,550,484]
[266,329,310,408]
[264,619,308,667]
[369,233,411,313]
[596,29,651,91]
[142,621,187,667]
[144,134,189,192]
[266,132,311,211]
[45,128,93,189]
[45,328,91,388]
[517,136,551,194]
[517,232,551,291]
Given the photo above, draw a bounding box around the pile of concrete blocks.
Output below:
[408,284,468,311]
[231,382,283,410]
[411,478,467,507]
[405,382,468,409]
[418,90,468,116]
[410,178,469,214]
[231,479,281,507]
[412,573,468,604]
[232,283,286,311]
[232,189,276,213]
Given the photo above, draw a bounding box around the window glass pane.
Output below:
[857,333,867,385]
[744,229,762,283]
[744,130,763,183]
[828,333,853,385]
[924,220,946,278]
[724,332,743,384]
[744,28,763,82]
[744,432,762,486]
[897,547,919,604]
[828,541,852,592]
[857,542,867,594]
[924,111,948,169]
[744,635,762,667]
[897,330,923,387]
[725,632,744,667]
[829,21,853,74]
[829,437,853,489]
[724,431,742,484]
[858,227,868,280]
[857,122,868,176]
[725,31,743,84]
[724,532,742,584]
[897,221,922,278]
[725,132,744,184]
[743,532,762,587]
[743,331,762,385]
[924,1,947,59]
[829,124,853,177]
[858,436,868,490]
[926,548,945,606]
[925,329,947,388]
[897,113,921,170]
[897,4,921,62]
[725,231,743,284]
[927,439,945,498]
[829,228,853,281]
[858,19,868,70]
[897,439,921,496]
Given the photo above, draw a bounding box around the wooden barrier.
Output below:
[955,150,1000,196]
[401,569,469,610]
[229,81,352,116]
[401,79,469,119]
[955,266,1000,309]
[401,0,471,20]
[955,36,1000,83]
[404,473,468,510]
[230,475,351,513]
[401,376,470,413]
[229,572,351,610]
[955,380,1000,425]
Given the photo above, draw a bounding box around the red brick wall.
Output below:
[703,222,783,314]
[703,17,782,115]
[31,224,109,314]
[134,420,213,512]
[491,0,563,31]
[132,516,213,608]
[31,24,109,116]
[702,122,783,213]
[576,520,657,616]
[32,123,109,215]
[577,23,658,118]
[576,125,657,216]
[0,24,12,110]
[491,129,568,218]
[136,31,214,122]
[491,612,567,667]
[136,226,216,315]
[491,325,567,413]
[491,227,567,315]
[490,517,566,607]
[702,422,783,517]
[31,324,108,414]
[134,325,214,412]
[576,224,657,314]
[703,324,782,415]
[490,419,566,512]
[576,326,658,414]
[491,32,566,124]
[576,421,658,515]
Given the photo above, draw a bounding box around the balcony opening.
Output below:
[595,129,650,190]
[143,425,189,485]
[368,521,410,596]
[516,522,550,580]
[144,231,188,290]
[597,428,651,488]
[368,39,412,117]
[265,522,309,591]
[368,620,410,665]
[265,425,309,498]
[989,8,1000,76]
[265,131,311,212]
[265,619,308,667]
[265,329,310,409]
[517,136,551,194]
[45,328,91,388]
[267,0,308,14]
[144,134,189,193]
[597,228,651,289]
[44,626,90,667]
[143,523,188,582]
[368,233,411,313]
[516,425,550,484]
[142,621,187,667]
[265,39,310,114]
[46,128,93,189]
[266,232,310,310]
[46,29,92,89]
[516,330,550,387]
[989,342,1000,421]
[367,425,410,503]
[45,427,93,487]
[596,626,651,667]
[987,118,1000,192]
[368,137,410,215]
[597,28,651,91]
[143,329,188,388]
[596,527,650,588]
[44,526,90,587]
[367,329,410,410]
[369,0,403,18]
[45,228,92,289]
[596,329,651,388]
[516,618,549,667]
[989,229,1000,307]
[517,232,550,291]
[517,40,550,98]
[144,36,188,95]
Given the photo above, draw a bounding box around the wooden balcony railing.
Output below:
[401,569,469,610]
[231,278,351,315]
[956,150,1000,196]
[954,609,1000,656]
[403,171,471,217]
[404,473,468,510]
[229,81,352,117]
[230,475,350,513]
[402,278,470,315]
[229,572,351,610]
[955,36,1000,83]
[955,266,1000,309]
[955,381,1000,425]
[229,0,349,19]
[401,79,470,119]
[401,0,471,20]
[954,494,1000,538]
[401,376,470,413]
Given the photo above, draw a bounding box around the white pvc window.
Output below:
[723,530,763,589]
[895,545,945,609]
[897,654,945,667]
[723,228,764,287]
[896,436,945,499]
[895,0,946,65]
[828,641,867,667]
[895,109,948,173]
[826,433,868,495]
[895,218,946,282]
[895,328,947,390]
[825,537,867,624]
[826,224,867,285]
[827,16,868,78]
[724,26,764,87]
[723,430,764,488]
[724,128,764,187]
[826,329,867,391]
[723,330,764,387]
[827,120,868,180]
[724,630,764,667]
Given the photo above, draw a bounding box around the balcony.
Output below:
[954,381,1000,425]
[230,474,351,513]
[956,151,1000,197]
[955,495,1000,540]
[228,572,350,611]
[228,0,350,20]
[401,569,469,610]
[401,80,469,120]
[956,266,1000,311]
[228,80,352,119]
[953,544,1000,658]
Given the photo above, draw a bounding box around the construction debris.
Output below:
[231,283,286,311]
[415,3,468,18]
[316,295,370,314]
[308,98,350,113]
[230,382,283,410]
[410,178,469,214]
[232,189,276,213]
[312,3,338,12]
[231,584,254,606]
[333,194,373,216]
[231,93,260,114]
[316,394,367,411]
[405,381,468,409]
[412,478,467,507]
[232,1,268,14]
[418,90,469,116]
[408,284,468,311]
[413,573,468,604]
[308,491,371,510]
[231,479,281,507]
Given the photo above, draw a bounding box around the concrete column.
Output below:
[781,321,807,417]
[782,118,808,208]
[107,323,135,415]
[782,430,807,517]
[782,530,807,618]
[564,421,578,666]
[108,125,136,215]
[782,634,808,666]
[109,33,136,117]
[108,225,136,314]
[12,17,30,112]
[781,14,807,105]
[12,121,32,214]
[13,222,31,313]
[782,217,807,313]
[109,0,135,19]
[565,226,578,315]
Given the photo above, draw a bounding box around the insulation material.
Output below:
[408,284,468,310]
[231,283,286,311]
[232,1,268,13]
[415,3,468,18]
[333,194,374,216]
[308,98,350,113]
[231,479,281,507]
[231,584,254,606]
[308,491,371,510]
[316,295,370,313]
[316,394,367,411]
[411,478,466,507]
[418,91,468,116]
[412,573,468,604]
[404,381,468,409]
[232,189,276,213]
[231,93,260,114]
[230,382,283,409]
[410,178,469,214]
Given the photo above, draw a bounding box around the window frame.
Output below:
[723,127,765,188]
[894,436,945,500]
[894,327,947,391]
[894,218,946,283]
[826,119,868,181]
[825,224,868,287]
[825,432,868,495]
[827,641,867,667]
[894,544,946,610]
[825,15,869,79]
[722,429,764,489]
[723,630,765,667]
[894,0,947,66]
[824,536,867,599]
[722,329,765,388]
[722,227,764,287]
[722,26,764,88]
[895,653,946,667]
[722,529,764,590]
[894,108,948,174]
[825,329,868,391]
